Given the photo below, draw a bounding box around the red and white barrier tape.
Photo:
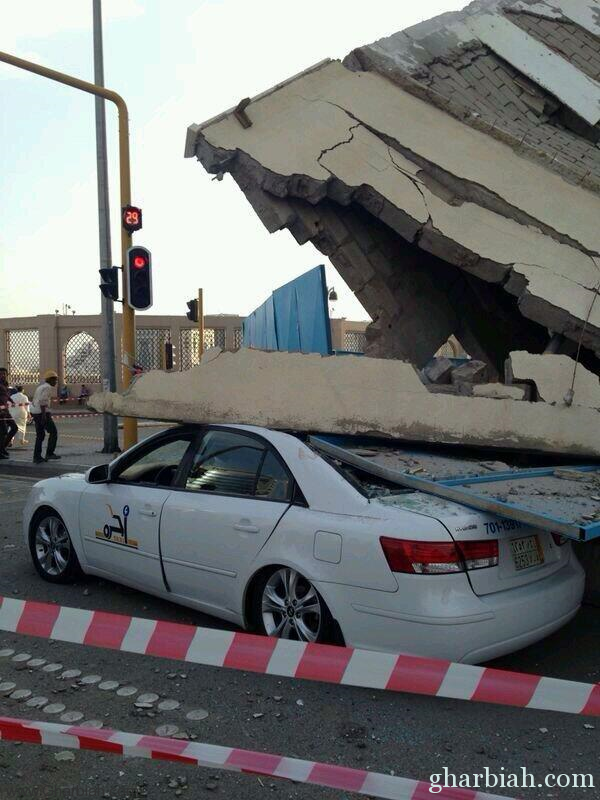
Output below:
[0,597,598,716]
[52,412,98,418]
[0,715,513,800]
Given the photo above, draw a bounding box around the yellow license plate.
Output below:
[510,535,544,571]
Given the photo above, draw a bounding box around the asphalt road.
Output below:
[0,418,598,799]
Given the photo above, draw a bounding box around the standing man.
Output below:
[30,369,61,464]
[0,368,17,459]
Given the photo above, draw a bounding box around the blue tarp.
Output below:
[243,265,332,355]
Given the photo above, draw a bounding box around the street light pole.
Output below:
[0,48,138,449]
[93,0,119,453]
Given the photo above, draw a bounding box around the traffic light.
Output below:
[186,298,199,322]
[122,205,143,233]
[126,246,152,310]
[99,267,119,301]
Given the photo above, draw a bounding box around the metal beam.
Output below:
[308,436,600,542]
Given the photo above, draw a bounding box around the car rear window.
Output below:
[328,457,411,499]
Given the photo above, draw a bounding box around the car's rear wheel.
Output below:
[255,567,334,643]
[29,511,81,584]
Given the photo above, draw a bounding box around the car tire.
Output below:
[253,566,336,644]
[29,510,82,584]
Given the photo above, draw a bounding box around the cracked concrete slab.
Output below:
[510,350,600,408]
[181,0,600,451]
[90,349,600,458]
[319,126,429,225]
[298,64,600,251]
[189,52,600,370]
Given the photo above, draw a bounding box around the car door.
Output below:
[80,431,195,591]
[160,428,293,615]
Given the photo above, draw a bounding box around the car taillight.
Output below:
[380,537,498,575]
[552,533,568,546]
[380,538,462,574]
[457,539,499,570]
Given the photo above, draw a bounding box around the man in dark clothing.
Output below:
[30,370,60,464]
[0,368,17,458]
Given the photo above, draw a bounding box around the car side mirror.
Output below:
[87,463,110,484]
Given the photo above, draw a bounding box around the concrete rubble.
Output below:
[90,348,600,458]
[128,0,600,458]
[422,357,454,385]
[340,442,600,525]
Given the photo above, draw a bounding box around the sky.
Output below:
[0,0,465,321]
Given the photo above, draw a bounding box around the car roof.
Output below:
[171,421,300,445]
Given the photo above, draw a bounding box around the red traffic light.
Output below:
[122,205,143,233]
[126,245,152,311]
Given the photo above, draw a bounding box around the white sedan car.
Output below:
[23,424,584,663]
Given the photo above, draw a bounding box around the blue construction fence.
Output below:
[243,266,333,356]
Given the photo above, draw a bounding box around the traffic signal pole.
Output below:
[0,49,138,448]
[93,0,119,454]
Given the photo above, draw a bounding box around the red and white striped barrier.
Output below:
[52,411,99,418]
[0,715,513,800]
[0,596,598,716]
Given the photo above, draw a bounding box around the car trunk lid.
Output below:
[377,492,569,595]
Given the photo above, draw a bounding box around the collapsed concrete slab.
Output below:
[90,349,600,458]
[510,350,600,408]
[185,0,600,379]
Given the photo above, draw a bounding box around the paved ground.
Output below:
[0,417,598,799]
[2,413,170,472]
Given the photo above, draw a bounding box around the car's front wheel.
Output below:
[255,567,334,643]
[29,511,82,584]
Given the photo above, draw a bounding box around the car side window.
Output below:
[115,437,193,487]
[185,430,267,497]
[256,450,291,501]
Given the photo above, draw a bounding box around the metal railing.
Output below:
[64,332,101,384]
[5,329,40,384]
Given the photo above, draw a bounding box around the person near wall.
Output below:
[30,369,61,464]
[0,368,17,459]
[58,385,70,404]
[78,384,90,405]
[8,385,30,446]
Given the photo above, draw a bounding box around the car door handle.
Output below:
[233,523,259,534]
[139,508,157,518]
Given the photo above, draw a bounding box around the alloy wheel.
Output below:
[261,567,322,642]
[34,516,71,577]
